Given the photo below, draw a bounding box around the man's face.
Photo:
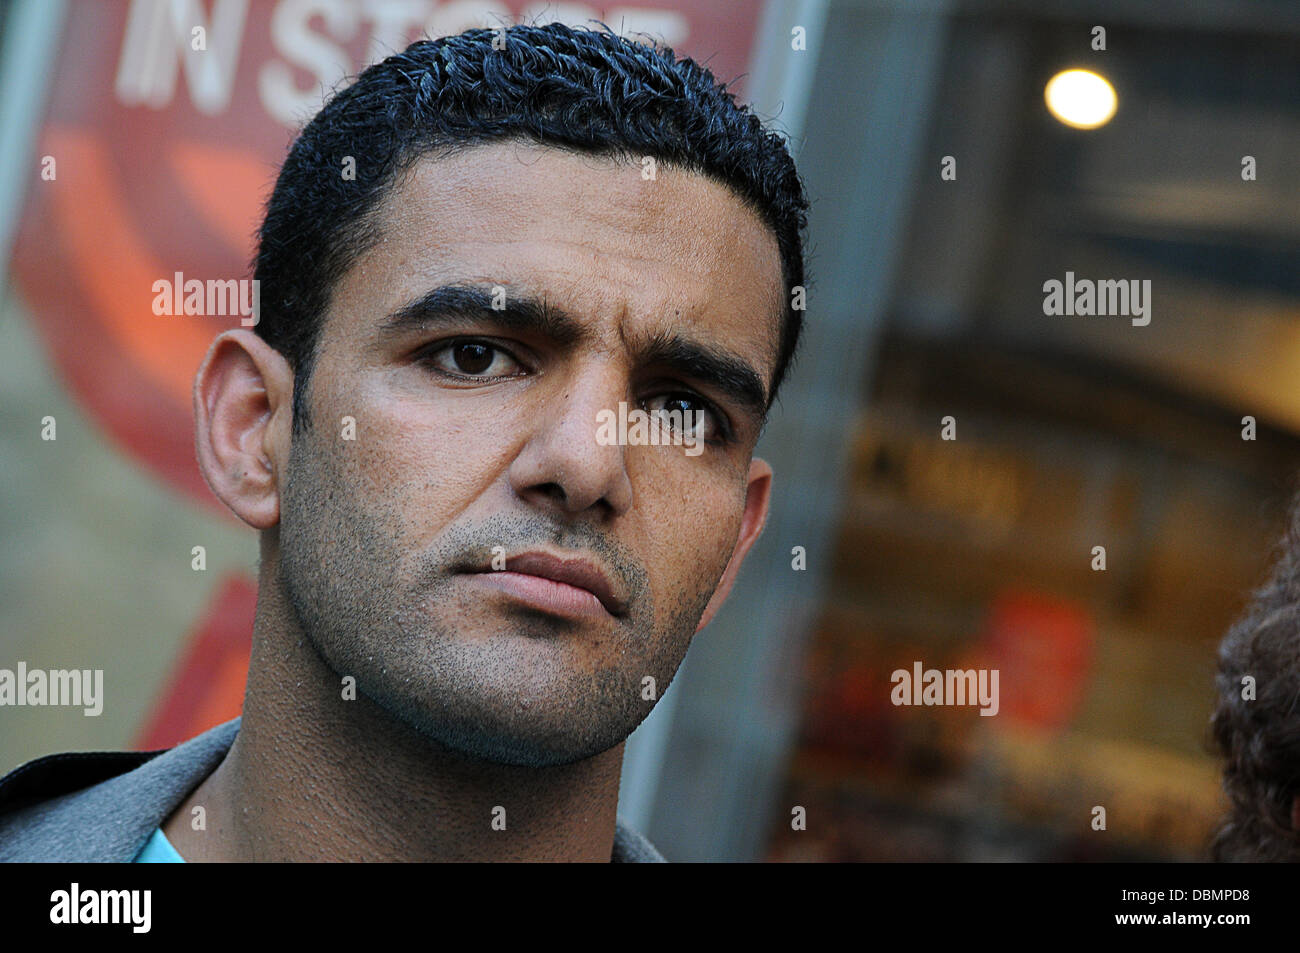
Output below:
[277,141,783,766]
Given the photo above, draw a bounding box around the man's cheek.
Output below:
[677,499,744,591]
[343,413,474,496]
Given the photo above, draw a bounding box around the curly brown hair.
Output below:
[1211,502,1300,861]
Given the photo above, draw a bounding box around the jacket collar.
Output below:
[0,717,664,861]
[0,717,239,862]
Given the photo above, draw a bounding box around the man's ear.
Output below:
[193,329,296,529]
[695,458,773,633]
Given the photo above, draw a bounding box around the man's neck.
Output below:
[163,577,624,862]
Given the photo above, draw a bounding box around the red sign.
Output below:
[980,590,1094,733]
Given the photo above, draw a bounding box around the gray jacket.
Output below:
[0,717,665,862]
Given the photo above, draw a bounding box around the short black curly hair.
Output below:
[253,21,810,431]
[1210,497,1300,861]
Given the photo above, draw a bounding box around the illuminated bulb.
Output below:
[1044,69,1117,129]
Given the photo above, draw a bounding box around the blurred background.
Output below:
[2,0,1299,861]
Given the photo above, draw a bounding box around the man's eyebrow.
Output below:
[638,330,769,417]
[377,283,585,344]
[380,283,769,414]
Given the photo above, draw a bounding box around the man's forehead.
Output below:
[333,141,784,375]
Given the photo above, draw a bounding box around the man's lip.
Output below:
[471,552,628,617]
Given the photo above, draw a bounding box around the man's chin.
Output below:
[359,673,643,769]
[403,711,630,769]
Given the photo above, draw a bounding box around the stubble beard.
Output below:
[274,422,718,767]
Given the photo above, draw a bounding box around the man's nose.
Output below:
[507,372,634,519]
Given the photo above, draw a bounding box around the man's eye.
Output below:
[644,393,721,440]
[423,340,523,378]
